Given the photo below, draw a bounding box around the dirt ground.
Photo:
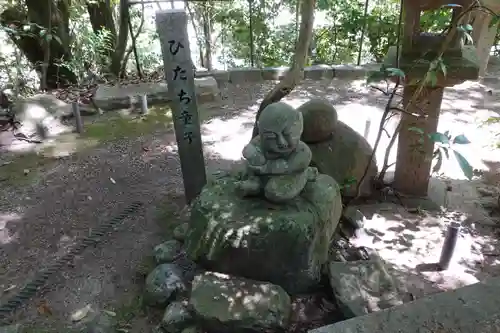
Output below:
[2,70,500,331]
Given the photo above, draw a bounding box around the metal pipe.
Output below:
[438,221,461,270]
[72,102,84,134]
[140,94,149,115]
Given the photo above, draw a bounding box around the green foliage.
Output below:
[62,26,115,81]
[366,64,405,84]
[409,128,474,180]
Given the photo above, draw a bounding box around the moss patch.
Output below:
[155,200,187,239]
[83,106,173,142]
[0,152,57,186]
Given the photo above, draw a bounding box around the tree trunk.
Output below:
[109,0,130,77]
[251,0,315,138]
[186,2,205,68]
[87,0,117,37]
[0,2,77,89]
[201,3,213,70]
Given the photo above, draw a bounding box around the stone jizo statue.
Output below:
[236,102,318,203]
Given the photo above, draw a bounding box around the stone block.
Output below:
[94,78,220,111]
[229,68,263,83]
[261,67,289,80]
[307,121,377,198]
[189,272,291,333]
[209,70,230,84]
[94,82,170,110]
[332,65,368,79]
[309,277,500,333]
[304,65,335,80]
[194,76,220,103]
[328,251,404,319]
[185,173,342,294]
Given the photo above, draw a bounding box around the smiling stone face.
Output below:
[258,102,303,160]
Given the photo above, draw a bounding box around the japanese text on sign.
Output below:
[174,89,194,144]
[168,40,184,55]
[173,65,187,81]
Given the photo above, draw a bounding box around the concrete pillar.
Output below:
[394,86,444,197]
[472,8,499,77]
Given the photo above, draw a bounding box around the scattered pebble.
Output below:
[71,304,92,322]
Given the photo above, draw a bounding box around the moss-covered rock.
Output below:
[185,173,342,294]
[189,272,291,332]
[298,98,338,144]
[308,121,377,198]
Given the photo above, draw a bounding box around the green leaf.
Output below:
[438,58,447,77]
[386,67,405,78]
[432,149,443,174]
[429,132,449,144]
[52,35,62,45]
[452,134,471,145]
[22,25,30,32]
[425,71,438,87]
[489,15,500,28]
[453,150,473,180]
[46,34,53,42]
[463,32,474,45]
[408,127,424,135]
[441,146,450,159]
[444,130,450,138]
[463,24,473,32]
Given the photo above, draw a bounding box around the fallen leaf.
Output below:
[109,177,116,184]
[3,284,16,292]
[71,304,92,322]
[87,196,92,200]
[37,301,53,316]
[103,309,116,317]
[142,147,150,152]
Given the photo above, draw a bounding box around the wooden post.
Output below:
[155,9,207,204]
[393,86,444,196]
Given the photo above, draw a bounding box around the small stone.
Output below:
[328,251,404,318]
[144,264,186,307]
[189,272,291,332]
[154,240,183,264]
[161,301,193,333]
[173,223,189,242]
[85,312,116,333]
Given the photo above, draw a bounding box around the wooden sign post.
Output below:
[155,9,207,204]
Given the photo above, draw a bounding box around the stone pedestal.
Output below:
[394,86,443,196]
[384,46,479,197]
[185,173,342,294]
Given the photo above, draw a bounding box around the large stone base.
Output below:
[185,173,342,294]
[307,121,377,198]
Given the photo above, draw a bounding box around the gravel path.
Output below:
[1,78,500,330]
